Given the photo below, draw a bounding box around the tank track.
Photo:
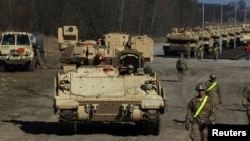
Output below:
[140,110,160,135]
[58,110,77,135]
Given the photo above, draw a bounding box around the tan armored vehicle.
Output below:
[0,32,36,71]
[58,26,154,67]
[53,49,166,135]
[58,25,79,52]
[163,27,199,56]
[198,25,214,55]
[227,25,242,48]
[240,24,250,45]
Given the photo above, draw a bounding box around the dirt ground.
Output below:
[0,40,249,141]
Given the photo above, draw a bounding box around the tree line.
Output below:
[0,0,248,39]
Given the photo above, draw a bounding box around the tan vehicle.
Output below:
[58,26,154,67]
[198,26,214,55]
[163,28,199,56]
[53,49,166,135]
[240,24,250,46]
[0,32,36,71]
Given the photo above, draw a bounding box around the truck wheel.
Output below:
[141,110,160,135]
[58,110,77,135]
[0,65,6,72]
[26,61,35,72]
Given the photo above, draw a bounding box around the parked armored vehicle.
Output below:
[0,32,36,71]
[163,28,199,56]
[53,49,166,135]
[129,35,154,61]
[58,26,154,67]
[58,25,79,52]
[239,24,250,46]
[227,25,242,48]
[198,26,214,55]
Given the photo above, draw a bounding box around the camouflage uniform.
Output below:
[213,45,219,61]
[205,74,222,110]
[242,85,250,125]
[197,45,204,61]
[176,54,187,82]
[185,82,216,141]
[194,43,199,59]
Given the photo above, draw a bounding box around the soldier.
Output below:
[185,82,216,141]
[197,45,204,61]
[126,64,135,76]
[176,53,188,82]
[244,43,250,61]
[242,85,250,125]
[213,44,220,61]
[205,73,222,110]
[194,43,199,59]
[31,33,46,68]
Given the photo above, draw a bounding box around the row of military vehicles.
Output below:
[0,26,166,135]
[163,24,250,57]
[54,26,166,135]
[0,32,45,71]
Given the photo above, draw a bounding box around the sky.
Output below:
[198,0,250,6]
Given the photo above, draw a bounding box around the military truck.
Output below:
[163,28,199,56]
[53,48,166,135]
[0,32,36,72]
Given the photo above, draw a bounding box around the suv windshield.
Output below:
[2,34,15,45]
[1,34,30,46]
[17,34,30,45]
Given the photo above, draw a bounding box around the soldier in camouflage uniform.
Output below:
[185,82,216,141]
[197,45,204,61]
[213,45,220,61]
[176,53,188,82]
[194,43,199,59]
[205,73,222,110]
[242,85,250,125]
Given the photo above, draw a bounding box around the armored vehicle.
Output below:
[163,28,199,56]
[0,32,36,72]
[227,25,242,49]
[58,25,79,52]
[129,35,154,61]
[240,24,250,46]
[198,26,214,55]
[58,26,154,67]
[53,49,166,135]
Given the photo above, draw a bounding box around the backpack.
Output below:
[177,59,185,70]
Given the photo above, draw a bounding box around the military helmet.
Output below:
[195,82,207,91]
[127,64,134,70]
[210,73,216,79]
